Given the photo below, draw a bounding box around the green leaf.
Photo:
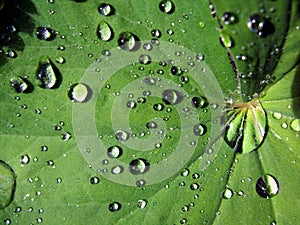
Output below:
[0,0,299,225]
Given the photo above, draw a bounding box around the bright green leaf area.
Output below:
[0,0,299,225]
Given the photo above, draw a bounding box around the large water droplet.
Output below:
[97,21,113,41]
[162,89,183,105]
[36,56,59,89]
[256,174,279,199]
[68,83,91,102]
[98,3,114,16]
[129,158,150,175]
[223,188,233,199]
[36,27,56,41]
[159,0,175,14]
[118,32,140,51]
[0,160,16,209]
[109,202,122,212]
[10,76,33,93]
[107,146,123,158]
[21,154,30,164]
[192,96,207,108]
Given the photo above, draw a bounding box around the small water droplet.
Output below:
[192,96,207,108]
[162,89,183,105]
[222,12,238,25]
[170,66,182,76]
[61,132,71,141]
[36,56,58,89]
[272,112,282,120]
[97,21,113,41]
[36,27,56,41]
[136,179,146,187]
[247,14,274,37]
[107,146,123,158]
[139,54,151,65]
[193,124,206,136]
[137,199,147,209]
[190,183,199,190]
[21,155,30,164]
[98,3,114,16]
[68,83,91,102]
[6,49,17,58]
[111,165,124,175]
[115,130,130,141]
[151,29,161,38]
[220,30,234,48]
[290,119,300,132]
[153,103,164,111]
[181,168,189,177]
[109,202,122,212]
[223,188,233,199]
[55,56,65,64]
[90,176,100,184]
[256,174,279,198]
[10,76,32,93]
[129,158,150,175]
[159,0,175,14]
[146,121,157,129]
[118,32,140,51]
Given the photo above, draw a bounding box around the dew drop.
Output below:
[159,0,175,14]
[115,130,130,141]
[223,188,233,199]
[247,14,274,37]
[153,103,164,111]
[118,32,140,51]
[151,29,161,38]
[36,56,58,89]
[10,76,32,93]
[21,154,30,164]
[256,174,279,198]
[190,183,199,190]
[272,112,282,120]
[109,202,122,212]
[290,119,300,132]
[139,54,151,65]
[220,30,234,48]
[136,179,146,187]
[90,176,100,184]
[36,27,56,41]
[146,121,157,129]
[61,132,72,141]
[192,96,207,108]
[68,83,90,102]
[107,146,123,158]
[0,161,16,209]
[162,89,183,105]
[129,158,150,175]
[193,124,206,136]
[111,165,124,174]
[98,3,114,16]
[97,21,113,41]
[222,12,238,25]
[170,66,182,76]
[137,199,147,209]
[181,168,189,177]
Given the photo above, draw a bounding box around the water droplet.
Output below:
[181,168,189,177]
[223,188,233,199]
[36,56,58,89]
[195,53,204,61]
[198,21,205,28]
[139,54,151,65]
[222,12,238,25]
[247,14,274,37]
[272,112,282,120]
[109,202,122,212]
[137,199,147,209]
[153,103,164,111]
[36,27,56,41]
[192,96,207,108]
[256,174,279,198]
[107,146,123,158]
[111,165,124,174]
[190,183,199,190]
[98,3,114,16]
[136,179,146,187]
[68,83,91,102]
[21,154,30,164]
[10,76,32,93]
[41,146,48,152]
[220,30,234,48]
[4,219,11,225]
[61,132,72,141]
[55,56,65,64]
[146,121,157,129]
[90,176,100,184]
[170,66,182,76]
[97,21,113,41]
[151,29,161,38]
[0,161,16,209]
[162,89,183,105]
[115,130,130,141]
[290,119,300,132]
[193,124,206,136]
[129,158,150,175]
[118,32,140,51]
[159,0,175,14]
